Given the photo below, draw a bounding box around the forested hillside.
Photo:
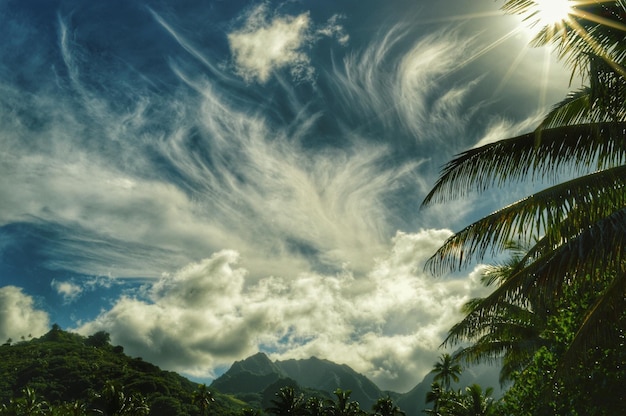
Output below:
[1,326,449,416]
[0,326,247,416]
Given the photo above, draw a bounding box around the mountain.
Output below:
[1,327,503,416]
[211,353,504,416]
[211,353,385,410]
[211,352,288,394]
[275,357,383,408]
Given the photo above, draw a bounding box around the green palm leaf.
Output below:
[425,165,626,275]
[422,122,626,207]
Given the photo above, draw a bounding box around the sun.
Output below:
[532,0,573,27]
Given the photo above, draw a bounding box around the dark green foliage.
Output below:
[85,331,111,348]
[0,327,245,416]
[496,278,626,415]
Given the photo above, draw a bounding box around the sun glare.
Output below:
[533,0,573,27]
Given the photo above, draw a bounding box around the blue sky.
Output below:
[0,0,575,392]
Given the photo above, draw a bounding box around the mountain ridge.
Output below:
[211,352,503,416]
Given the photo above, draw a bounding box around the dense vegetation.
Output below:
[0,327,414,416]
[422,0,626,414]
[0,326,247,416]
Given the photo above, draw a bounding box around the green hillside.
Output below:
[0,325,247,416]
[0,327,500,416]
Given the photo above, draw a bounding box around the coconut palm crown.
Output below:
[422,0,626,361]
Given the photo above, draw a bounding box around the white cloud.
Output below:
[472,112,544,148]
[227,5,349,84]
[0,286,50,342]
[331,26,477,145]
[0,19,424,279]
[75,230,490,392]
[228,5,312,83]
[51,280,83,303]
[316,14,349,46]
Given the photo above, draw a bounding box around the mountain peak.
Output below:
[210,352,287,394]
[229,352,279,376]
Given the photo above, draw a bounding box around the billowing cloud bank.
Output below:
[0,286,50,342]
[77,230,489,392]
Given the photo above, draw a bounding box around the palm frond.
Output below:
[425,165,626,275]
[445,301,539,346]
[422,122,626,207]
[530,2,626,76]
[538,88,592,128]
[460,207,626,323]
[559,268,626,367]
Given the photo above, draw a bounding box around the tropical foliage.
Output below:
[422,0,626,413]
[0,326,246,416]
[422,0,626,372]
[423,359,497,416]
[428,355,462,392]
[264,387,406,416]
[440,246,626,413]
[442,243,549,385]
[1,327,416,416]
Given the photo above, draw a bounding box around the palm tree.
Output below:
[429,354,462,391]
[424,382,444,415]
[193,384,215,416]
[450,385,495,416]
[6,387,49,416]
[240,408,262,416]
[265,387,307,416]
[305,397,326,416]
[55,401,89,416]
[325,389,365,416]
[442,242,550,385]
[422,0,626,363]
[371,397,405,416]
[91,382,149,416]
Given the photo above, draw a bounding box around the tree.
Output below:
[455,384,495,416]
[324,389,365,416]
[85,331,111,348]
[429,354,462,392]
[371,397,405,416]
[54,400,89,416]
[442,243,550,385]
[3,387,49,416]
[91,382,149,416]
[422,0,626,366]
[192,384,215,416]
[424,382,444,416]
[265,386,306,416]
[304,397,326,416]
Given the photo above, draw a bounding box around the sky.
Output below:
[0,0,576,393]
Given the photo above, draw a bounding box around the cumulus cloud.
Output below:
[76,230,490,392]
[0,286,50,342]
[227,5,348,83]
[228,5,313,83]
[51,279,83,303]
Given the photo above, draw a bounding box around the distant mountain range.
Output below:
[210,352,503,416]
